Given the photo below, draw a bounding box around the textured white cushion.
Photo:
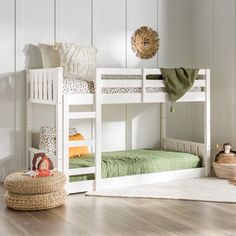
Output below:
[58,43,97,81]
[39,125,56,155]
[39,125,80,155]
[39,43,60,68]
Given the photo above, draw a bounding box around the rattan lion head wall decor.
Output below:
[131,26,160,59]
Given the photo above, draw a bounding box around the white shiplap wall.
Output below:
[0,0,16,180]
[158,0,236,164]
[158,0,195,142]
[191,0,236,161]
[211,0,236,159]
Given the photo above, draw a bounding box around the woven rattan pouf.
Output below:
[4,171,67,211]
[5,188,67,211]
[5,171,66,194]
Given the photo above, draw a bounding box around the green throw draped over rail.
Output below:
[160,68,199,111]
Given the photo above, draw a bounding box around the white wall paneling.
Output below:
[0,70,15,179]
[174,0,235,161]
[211,0,236,159]
[18,0,159,156]
[0,0,15,179]
[21,0,54,45]
[93,0,126,68]
[158,0,195,143]
[56,0,91,44]
[92,0,160,152]
[127,0,158,68]
[101,105,126,152]
[126,104,159,150]
[190,0,213,144]
[69,105,94,153]
[158,0,193,68]
[191,0,213,69]
[18,0,55,70]
[186,0,236,161]
[0,0,14,73]
[126,0,159,151]
[17,0,56,156]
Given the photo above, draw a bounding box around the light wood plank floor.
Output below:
[1,183,236,236]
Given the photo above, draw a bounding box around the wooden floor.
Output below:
[1,184,236,236]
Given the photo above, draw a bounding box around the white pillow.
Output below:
[58,43,97,81]
[39,125,56,155]
[38,43,60,68]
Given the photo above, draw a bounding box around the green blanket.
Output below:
[160,68,199,104]
[69,149,200,182]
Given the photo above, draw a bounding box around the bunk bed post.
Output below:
[204,69,211,176]
[25,70,32,170]
[160,103,167,149]
[63,94,70,193]
[95,69,102,190]
[142,67,146,102]
[54,67,63,172]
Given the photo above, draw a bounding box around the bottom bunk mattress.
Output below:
[69,149,201,182]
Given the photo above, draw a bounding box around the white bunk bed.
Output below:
[26,67,210,194]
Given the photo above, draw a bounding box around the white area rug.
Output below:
[86,178,236,203]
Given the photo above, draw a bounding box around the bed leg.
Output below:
[26,70,32,170]
[160,103,167,149]
[204,69,211,176]
[95,69,102,191]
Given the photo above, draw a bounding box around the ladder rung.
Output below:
[69,112,96,119]
[69,139,95,147]
[69,167,95,176]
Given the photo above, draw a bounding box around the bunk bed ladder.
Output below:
[63,71,102,193]
[63,100,99,192]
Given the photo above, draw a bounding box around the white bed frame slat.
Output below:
[68,94,94,105]
[99,168,206,190]
[38,71,42,101]
[68,168,206,193]
[69,112,96,119]
[29,71,33,100]
[68,180,94,194]
[143,69,205,76]
[55,68,63,172]
[63,95,70,191]
[98,68,142,75]
[95,69,102,190]
[145,80,205,88]
[69,167,95,176]
[43,72,47,101]
[69,139,95,147]
[102,80,142,88]
[34,73,38,100]
[48,72,52,102]
[204,69,211,175]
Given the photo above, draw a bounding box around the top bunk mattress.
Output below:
[63,75,203,95]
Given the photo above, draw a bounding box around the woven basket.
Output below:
[213,162,236,179]
[4,171,66,195]
[5,189,67,211]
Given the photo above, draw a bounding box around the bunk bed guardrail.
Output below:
[26,67,207,105]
